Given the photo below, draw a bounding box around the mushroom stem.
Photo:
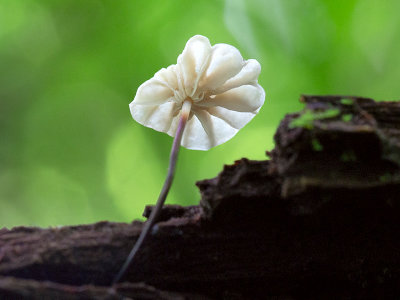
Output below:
[112,100,192,285]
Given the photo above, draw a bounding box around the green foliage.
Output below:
[379,173,392,183]
[289,109,340,129]
[340,150,357,162]
[1,0,400,227]
[342,114,353,122]
[340,98,354,106]
[311,138,324,152]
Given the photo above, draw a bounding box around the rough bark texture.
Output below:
[1,95,400,299]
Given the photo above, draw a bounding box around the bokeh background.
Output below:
[1,0,400,227]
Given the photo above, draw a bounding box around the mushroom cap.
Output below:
[130,35,265,150]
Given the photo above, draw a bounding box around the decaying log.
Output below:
[1,95,400,299]
[0,276,209,300]
[270,95,400,214]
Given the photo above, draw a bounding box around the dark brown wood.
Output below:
[270,95,400,214]
[1,95,400,299]
[0,276,209,300]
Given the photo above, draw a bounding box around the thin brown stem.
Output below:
[112,100,192,285]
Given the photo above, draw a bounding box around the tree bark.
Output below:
[1,95,400,299]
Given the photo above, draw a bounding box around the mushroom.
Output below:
[113,35,265,284]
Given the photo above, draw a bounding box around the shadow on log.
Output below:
[1,95,400,299]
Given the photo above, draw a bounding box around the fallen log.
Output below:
[1,95,400,299]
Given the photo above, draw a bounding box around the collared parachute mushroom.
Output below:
[113,35,265,284]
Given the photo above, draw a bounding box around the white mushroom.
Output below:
[130,34,265,150]
[113,35,265,284]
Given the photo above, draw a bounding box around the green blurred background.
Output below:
[1,0,400,228]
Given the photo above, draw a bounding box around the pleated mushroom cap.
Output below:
[130,35,265,150]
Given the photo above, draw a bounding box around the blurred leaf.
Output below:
[0,0,400,227]
[352,0,400,72]
[106,125,171,221]
[0,166,92,227]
